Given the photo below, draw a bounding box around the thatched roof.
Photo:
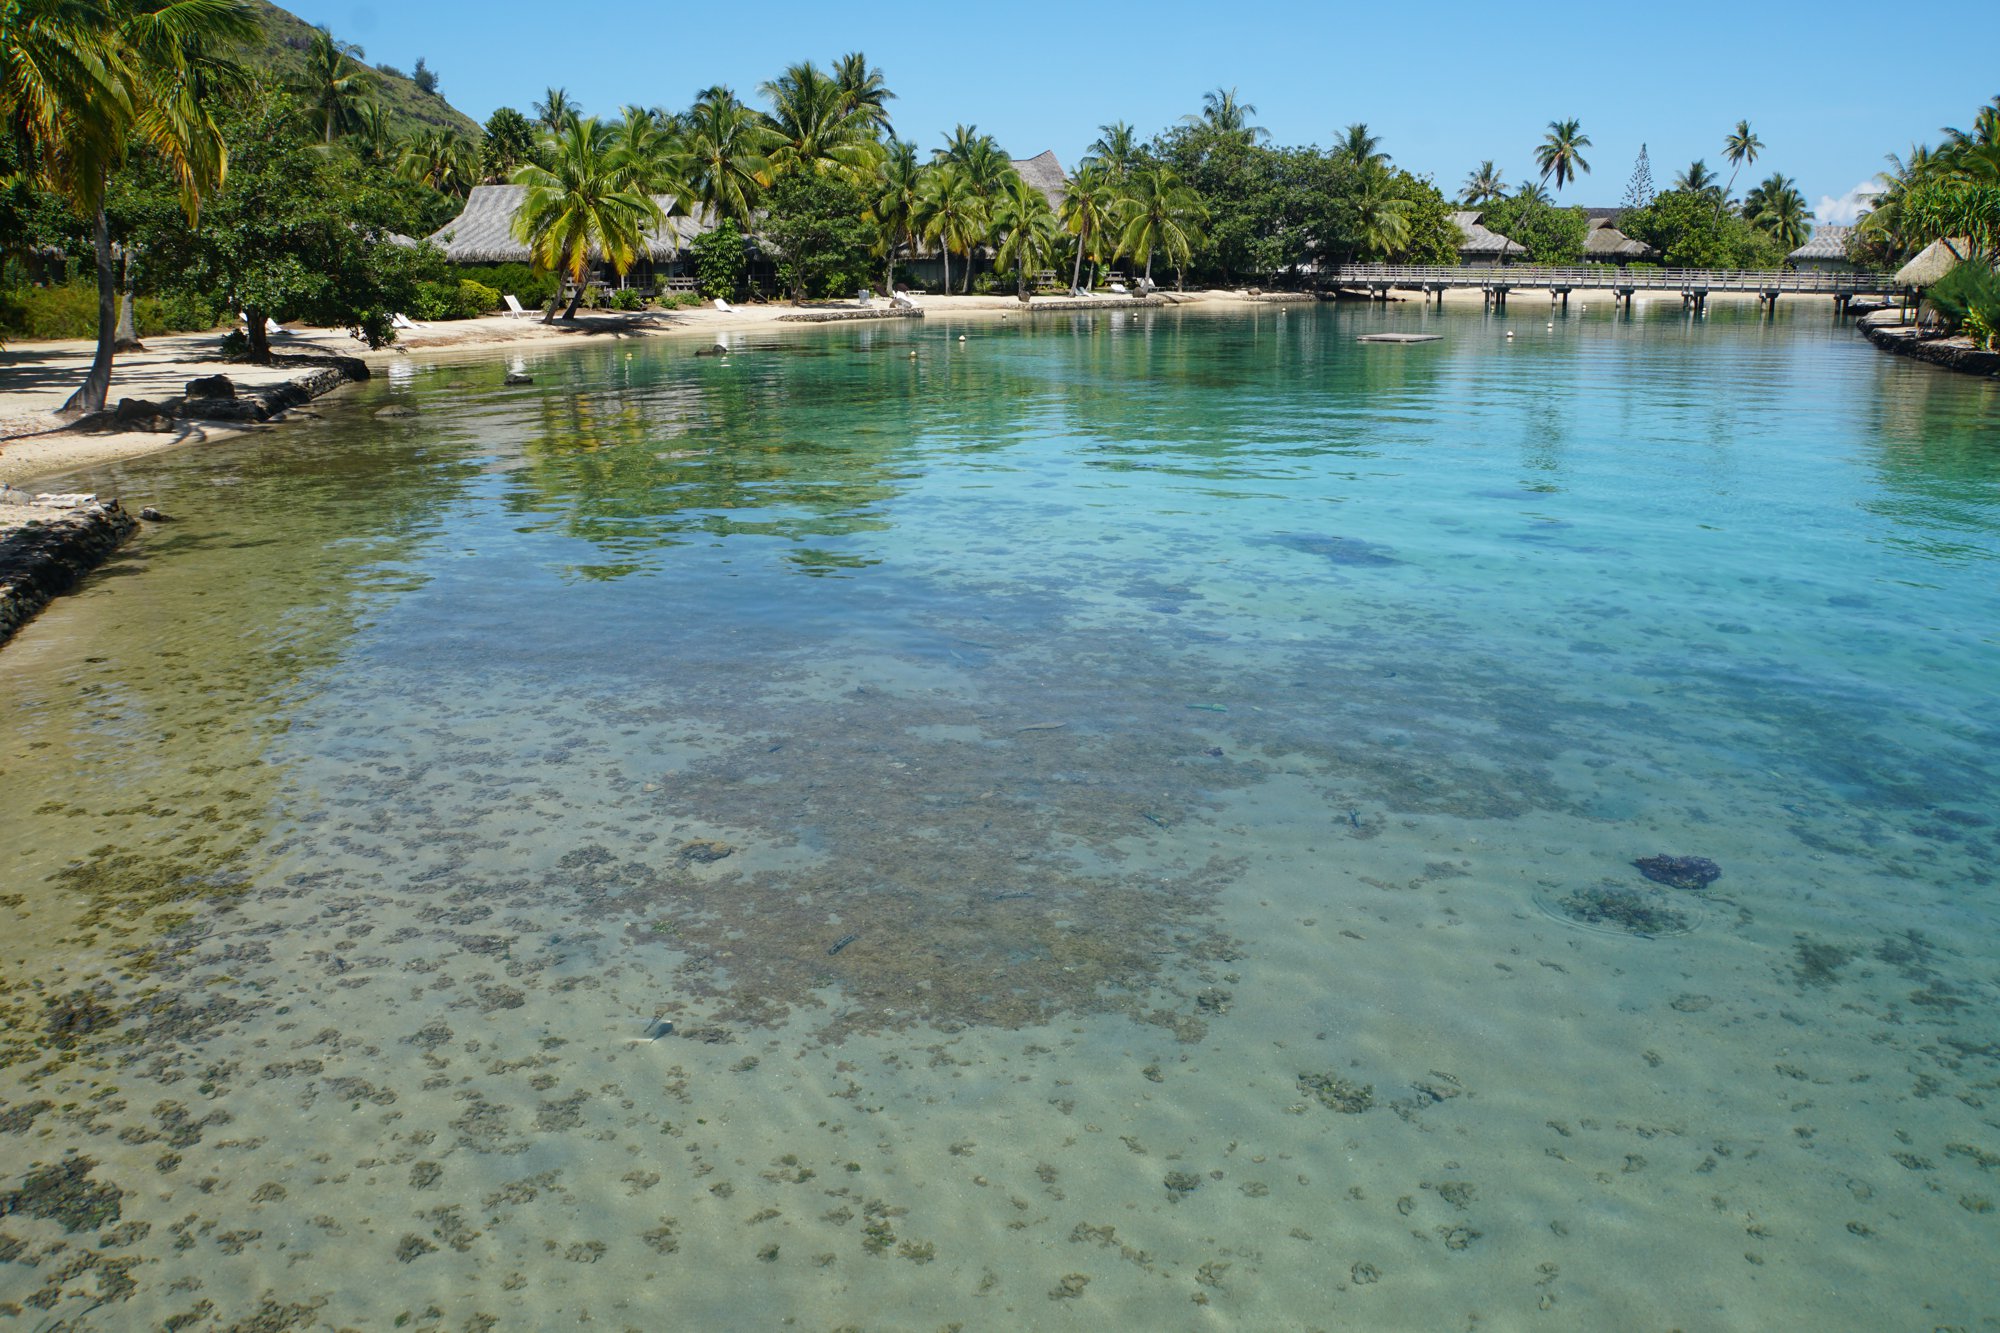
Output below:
[1583,224,1657,261]
[1451,210,1525,257]
[1787,225,1848,262]
[1895,236,1973,287]
[1011,151,1068,210]
[1582,207,1625,227]
[425,184,713,264]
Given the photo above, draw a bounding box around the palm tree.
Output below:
[992,173,1062,300]
[1187,86,1263,143]
[933,123,1012,190]
[608,104,682,194]
[350,100,395,163]
[867,139,925,292]
[1718,119,1762,217]
[680,86,770,229]
[398,128,477,197]
[7,0,258,415]
[1674,159,1718,194]
[1083,121,1141,179]
[1461,160,1506,206]
[761,60,878,180]
[1334,122,1388,168]
[832,51,893,138]
[534,86,578,134]
[1353,163,1410,259]
[297,27,374,144]
[1116,164,1203,288]
[1534,118,1592,195]
[511,117,664,322]
[1059,163,1117,292]
[915,162,983,294]
[1745,172,1809,248]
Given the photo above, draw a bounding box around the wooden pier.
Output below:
[1324,265,1896,315]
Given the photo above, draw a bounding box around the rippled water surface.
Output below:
[3,302,1998,1329]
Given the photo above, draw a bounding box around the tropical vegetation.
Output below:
[5,0,1995,387]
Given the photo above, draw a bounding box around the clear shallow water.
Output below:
[2,302,1997,1329]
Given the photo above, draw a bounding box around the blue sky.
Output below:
[304,0,1998,224]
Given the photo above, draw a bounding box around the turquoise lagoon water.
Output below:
[1,301,1997,1329]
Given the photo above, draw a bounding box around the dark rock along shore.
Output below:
[0,493,139,647]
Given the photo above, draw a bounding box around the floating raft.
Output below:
[1356,332,1442,343]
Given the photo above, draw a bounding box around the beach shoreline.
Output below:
[0,291,1235,486]
[0,284,1827,488]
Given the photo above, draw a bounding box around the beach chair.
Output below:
[714,298,735,313]
[1109,282,1129,296]
[890,290,917,310]
[391,312,419,331]
[503,294,531,318]
[237,312,287,334]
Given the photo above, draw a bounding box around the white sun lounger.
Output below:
[391,312,421,331]
[503,294,532,317]
[237,312,287,334]
[714,298,734,313]
[890,290,917,309]
[1109,282,1129,296]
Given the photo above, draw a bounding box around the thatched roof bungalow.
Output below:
[1894,236,1974,288]
[1581,210,1658,264]
[1450,210,1525,266]
[425,184,713,272]
[1787,225,1852,273]
[1011,151,1068,211]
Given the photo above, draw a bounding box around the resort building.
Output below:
[1787,225,1854,273]
[1449,211,1525,267]
[425,184,717,291]
[1581,208,1659,265]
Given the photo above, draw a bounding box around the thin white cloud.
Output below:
[1816,180,1883,226]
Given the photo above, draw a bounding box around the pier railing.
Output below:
[1325,264,1896,295]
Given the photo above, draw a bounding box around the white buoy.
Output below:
[958,334,966,342]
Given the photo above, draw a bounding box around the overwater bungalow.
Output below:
[1450,211,1525,267]
[1787,225,1854,273]
[425,184,718,292]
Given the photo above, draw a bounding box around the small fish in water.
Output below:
[1186,703,1228,714]
[828,933,860,955]
[1348,810,1362,828]
[1142,811,1169,829]
[626,1018,675,1044]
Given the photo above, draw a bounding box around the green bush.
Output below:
[654,292,700,310]
[410,277,502,320]
[455,262,558,307]
[1928,259,2000,347]
[609,287,643,311]
[457,279,500,314]
[692,219,746,299]
[0,282,220,340]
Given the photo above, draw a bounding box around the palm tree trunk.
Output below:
[59,208,118,417]
[246,307,270,362]
[961,242,972,295]
[940,241,950,296]
[562,281,585,320]
[114,245,141,350]
[1070,227,1085,293]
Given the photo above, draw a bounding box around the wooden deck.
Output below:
[1325,264,1896,312]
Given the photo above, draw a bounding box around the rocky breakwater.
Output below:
[1860,309,2000,377]
[70,356,370,434]
[0,488,142,647]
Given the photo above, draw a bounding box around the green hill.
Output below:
[242,1,483,140]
